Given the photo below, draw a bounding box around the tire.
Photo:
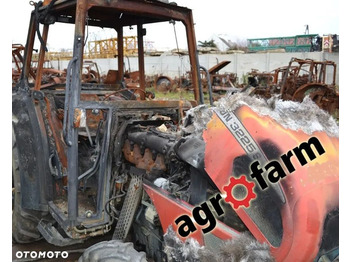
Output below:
[12,127,42,243]
[78,241,147,262]
[155,76,172,93]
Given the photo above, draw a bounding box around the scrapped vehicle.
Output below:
[31,59,67,86]
[247,58,339,115]
[12,0,338,262]
[154,61,237,96]
[280,58,338,115]
[12,44,25,85]
[82,60,101,83]
[13,45,66,87]
[12,44,36,86]
[246,66,297,97]
[202,60,237,93]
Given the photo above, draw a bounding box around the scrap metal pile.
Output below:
[12,44,26,85]
[12,46,103,87]
[153,60,237,95]
[13,43,339,117]
[12,44,66,87]
[245,57,339,115]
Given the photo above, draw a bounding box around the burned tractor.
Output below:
[12,44,37,86]
[31,59,67,86]
[280,58,339,115]
[12,44,26,85]
[246,66,296,97]
[13,44,67,87]
[81,60,101,83]
[154,61,237,97]
[247,58,339,116]
[12,0,338,262]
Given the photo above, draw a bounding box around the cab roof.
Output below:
[38,0,192,28]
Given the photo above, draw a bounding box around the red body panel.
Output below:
[145,105,339,262]
[143,183,241,245]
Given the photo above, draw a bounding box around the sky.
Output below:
[10,0,340,52]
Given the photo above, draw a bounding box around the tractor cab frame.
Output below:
[14,0,203,244]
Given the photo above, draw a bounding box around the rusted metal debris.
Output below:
[209,61,236,86]
[246,66,297,97]
[153,60,237,95]
[246,58,339,115]
[200,61,237,93]
[13,43,338,116]
[82,60,101,83]
[12,44,25,84]
[13,44,66,87]
[13,45,104,87]
[12,44,36,85]
[32,59,66,87]
[123,139,167,172]
[154,75,176,92]
[13,43,232,98]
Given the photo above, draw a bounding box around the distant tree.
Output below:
[198,39,217,48]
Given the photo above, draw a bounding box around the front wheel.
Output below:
[78,241,147,262]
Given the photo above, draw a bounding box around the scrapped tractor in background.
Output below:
[154,60,237,98]
[12,44,26,85]
[12,0,339,261]
[12,44,37,86]
[13,46,102,87]
[247,58,339,116]
[12,44,67,87]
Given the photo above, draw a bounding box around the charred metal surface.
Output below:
[117,25,124,82]
[45,96,68,182]
[12,44,36,85]
[34,24,50,90]
[12,91,51,211]
[22,13,37,85]
[185,10,202,103]
[13,42,66,88]
[12,1,205,260]
[128,130,176,155]
[123,140,167,172]
[200,66,214,106]
[35,92,67,183]
[137,24,146,100]
[21,0,201,101]
[65,0,88,228]
[78,99,192,111]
